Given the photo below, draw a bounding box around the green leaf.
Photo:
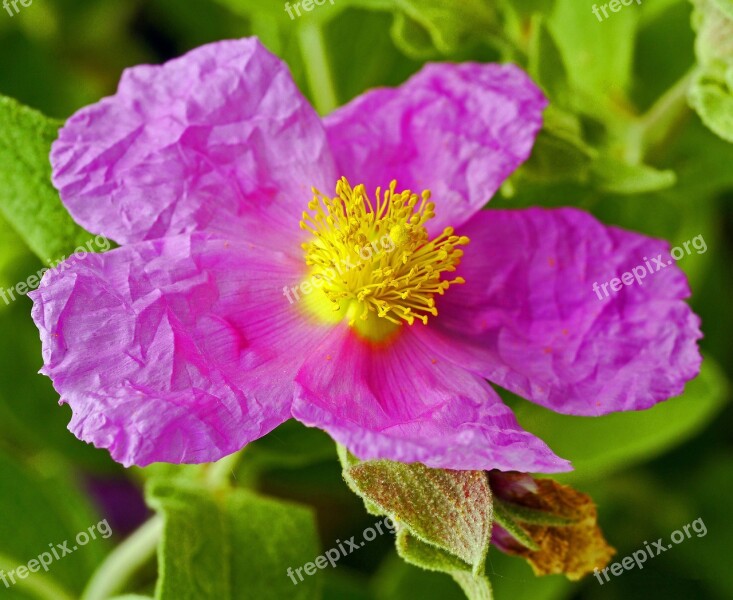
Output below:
[502,356,728,482]
[494,500,577,527]
[390,0,497,56]
[450,571,493,600]
[0,213,29,290]
[376,543,572,600]
[0,95,98,264]
[342,455,492,576]
[395,530,471,573]
[689,66,733,143]
[689,0,733,142]
[389,11,437,59]
[146,480,321,600]
[491,504,539,552]
[211,0,395,29]
[497,0,555,47]
[395,531,493,600]
[328,9,422,104]
[521,106,595,184]
[336,444,383,516]
[211,0,343,25]
[639,0,687,24]
[528,17,570,105]
[549,0,639,112]
[590,153,677,193]
[340,451,497,600]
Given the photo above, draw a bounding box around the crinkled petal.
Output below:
[324,62,546,234]
[292,325,571,473]
[52,38,335,248]
[30,234,331,466]
[434,208,703,415]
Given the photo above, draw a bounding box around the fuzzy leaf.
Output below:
[395,530,493,600]
[146,480,321,600]
[337,444,383,516]
[343,456,492,576]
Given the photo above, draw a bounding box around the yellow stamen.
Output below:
[300,177,469,341]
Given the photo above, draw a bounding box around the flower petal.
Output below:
[292,326,571,473]
[434,208,703,415]
[324,62,546,234]
[489,472,615,580]
[52,38,335,247]
[30,234,330,466]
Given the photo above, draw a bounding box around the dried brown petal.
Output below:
[497,476,615,580]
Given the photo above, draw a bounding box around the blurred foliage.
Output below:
[0,0,731,599]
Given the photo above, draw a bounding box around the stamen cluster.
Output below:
[300,178,469,327]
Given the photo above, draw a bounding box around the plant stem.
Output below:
[80,516,163,600]
[206,450,245,489]
[297,21,338,115]
[638,68,696,160]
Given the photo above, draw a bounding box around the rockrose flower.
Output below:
[31,38,702,469]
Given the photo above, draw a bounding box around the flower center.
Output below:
[299,177,469,342]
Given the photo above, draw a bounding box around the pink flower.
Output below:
[31,39,702,469]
